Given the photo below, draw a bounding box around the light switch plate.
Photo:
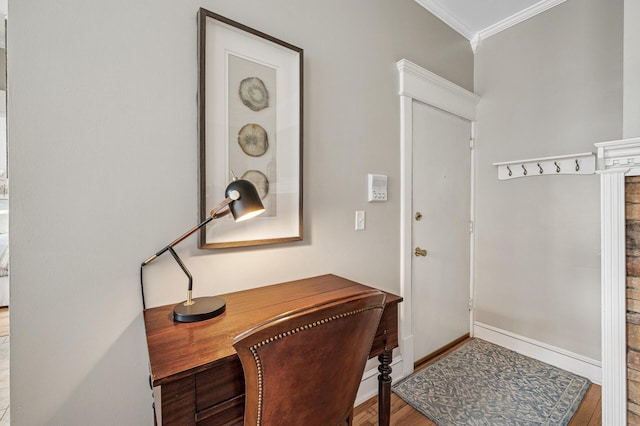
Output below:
[355,211,365,230]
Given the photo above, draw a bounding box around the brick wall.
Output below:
[626,176,640,424]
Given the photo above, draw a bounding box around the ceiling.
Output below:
[415,0,566,48]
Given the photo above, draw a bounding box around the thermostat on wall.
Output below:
[368,174,388,202]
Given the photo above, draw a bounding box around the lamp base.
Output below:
[173,296,226,323]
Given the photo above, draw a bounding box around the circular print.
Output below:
[242,170,269,200]
[238,123,269,157]
[239,77,269,111]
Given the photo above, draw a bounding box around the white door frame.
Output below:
[397,59,480,376]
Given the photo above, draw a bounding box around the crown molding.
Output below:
[414,0,475,40]
[478,0,567,40]
[415,0,567,50]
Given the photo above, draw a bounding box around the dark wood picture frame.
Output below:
[197,9,303,249]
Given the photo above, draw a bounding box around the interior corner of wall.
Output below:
[470,34,481,54]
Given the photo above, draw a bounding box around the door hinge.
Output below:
[469,220,474,234]
[468,298,473,311]
[469,137,475,150]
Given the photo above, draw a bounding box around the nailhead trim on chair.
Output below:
[248,306,377,426]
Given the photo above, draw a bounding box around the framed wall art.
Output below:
[197,9,303,249]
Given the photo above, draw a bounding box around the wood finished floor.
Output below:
[353,338,602,426]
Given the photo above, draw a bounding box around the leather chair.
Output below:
[233,290,387,426]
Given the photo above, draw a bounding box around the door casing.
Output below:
[397,59,480,377]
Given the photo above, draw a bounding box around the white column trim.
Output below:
[599,170,627,426]
[595,138,640,425]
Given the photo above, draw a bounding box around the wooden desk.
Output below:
[144,274,402,425]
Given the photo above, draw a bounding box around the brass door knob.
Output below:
[414,247,427,257]
[415,212,422,221]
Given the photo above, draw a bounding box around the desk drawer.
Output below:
[196,397,243,426]
[195,356,245,425]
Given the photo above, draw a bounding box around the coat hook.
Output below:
[537,163,543,174]
[575,159,580,172]
[506,165,512,176]
[555,161,561,173]
[522,164,527,176]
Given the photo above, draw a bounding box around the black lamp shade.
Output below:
[225,179,265,222]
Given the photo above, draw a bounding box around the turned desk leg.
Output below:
[378,349,392,426]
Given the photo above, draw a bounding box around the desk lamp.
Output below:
[141,179,265,322]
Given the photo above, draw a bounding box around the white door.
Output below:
[412,100,471,362]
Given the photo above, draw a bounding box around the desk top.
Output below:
[144,274,402,387]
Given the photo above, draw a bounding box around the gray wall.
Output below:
[0,48,5,92]
[474,0,623,361]
[7,1,472,424]
[624,0,640,137]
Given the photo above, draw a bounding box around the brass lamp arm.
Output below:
[139,196,234,310]
[141,197,234,267]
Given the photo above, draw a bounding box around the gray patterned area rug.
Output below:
[392,339,590,425]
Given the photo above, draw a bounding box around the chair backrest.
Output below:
[233,290,387,426]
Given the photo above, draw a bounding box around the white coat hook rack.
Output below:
[493,152,596,181]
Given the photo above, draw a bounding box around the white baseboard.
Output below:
[474,322,602,384]
[401,334,414,378]
[355,355,405,406]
